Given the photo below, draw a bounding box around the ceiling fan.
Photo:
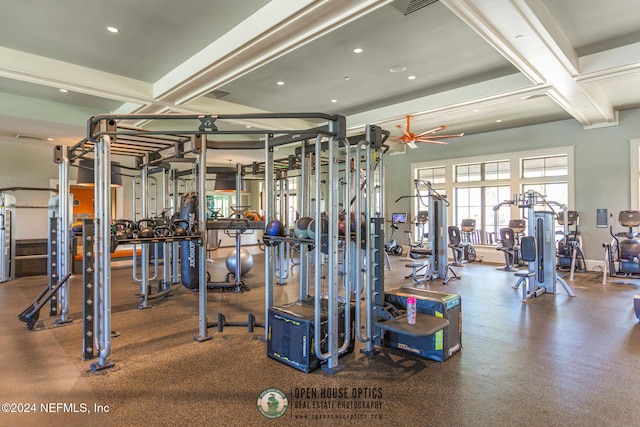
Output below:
[392,115,464,148]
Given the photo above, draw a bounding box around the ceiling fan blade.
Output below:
[396,124,411,138]
[416,133,464,140]
[415,126,446,137]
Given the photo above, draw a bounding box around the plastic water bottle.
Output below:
[407,296,417,325]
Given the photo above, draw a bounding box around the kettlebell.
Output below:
[173,219,189,236]
[154,224,172,237]
[113,219,134,240]
[136,219,155,239]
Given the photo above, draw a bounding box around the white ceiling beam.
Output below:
[0,47,153,105]
[441,0,618,128]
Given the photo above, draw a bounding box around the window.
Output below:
[485,161,510,180]
[522,155,567,178]
[456,164,481,182]
[483,185,512,242]
[417,166,445,185]
[521,183,568,206]
[411,146,573,246]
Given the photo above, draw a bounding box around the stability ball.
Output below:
[294,217,313,239]
[225,249,254,276]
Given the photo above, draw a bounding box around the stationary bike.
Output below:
[385,212,405,256]
[605,211,640,277]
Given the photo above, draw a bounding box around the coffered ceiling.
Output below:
[0,0,638,163]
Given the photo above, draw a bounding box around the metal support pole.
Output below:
[57,153,71,323]
[82,219,95,360]
[264,134,275,341]
[299,142,310,300]
[139,162,150,309]
[195,135,211,342]
[170,169,180,284]
[48,217,59,316]
[91,124,114,371]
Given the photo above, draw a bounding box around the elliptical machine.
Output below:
[385,212,405,256]
[556,210,586,277]
[460,219,482,263]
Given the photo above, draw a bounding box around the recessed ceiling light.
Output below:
[496,119,502,123]
[276,81,284,86]
[46,138,54,141]
[353,48,363,53]
[331,99,338,103]
[245,125,252,128]
[344,76,351,81]
[473,109,480,112]
[389,65,406,73]
[515,34,523,39]
[59,88,68,93]
[107,26,119,33]
[408,75,416,80]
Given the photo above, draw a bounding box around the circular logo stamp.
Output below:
[257,388,288,419]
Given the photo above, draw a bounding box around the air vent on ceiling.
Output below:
[15,134,46,142]
[392,0,439,15]
[204,89,231,100]
[522,93,547,101]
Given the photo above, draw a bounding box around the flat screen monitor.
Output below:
[391,212,407,223]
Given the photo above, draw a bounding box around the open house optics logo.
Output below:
[257,388,288,419]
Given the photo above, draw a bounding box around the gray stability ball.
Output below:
[225,248,254,276]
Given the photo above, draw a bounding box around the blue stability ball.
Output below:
[265,220,285,236]
[307,217,328,239]
[225,249,254,276]
[294,217,313,239]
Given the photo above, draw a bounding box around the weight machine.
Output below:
[506,190,575,301]
[397,180,459,284]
